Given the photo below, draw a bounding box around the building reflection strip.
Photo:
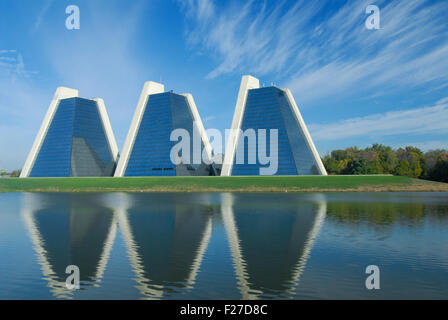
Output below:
[21,193,118,299]
[286,195,326,296]
[221,193,327,299]
[22,192,327,300]
[117,197,165,299]
[221,193,261,300]
[117,193,213,299]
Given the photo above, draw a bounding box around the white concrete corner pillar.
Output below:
[221,75,260,176]
[181,93,213,163]
[20,87,78,178]
[283,88,328,176]
[114,81,165,177]
[93,98,119,163]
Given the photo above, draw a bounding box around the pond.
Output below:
[0,192,447,299]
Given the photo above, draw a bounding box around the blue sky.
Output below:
[0,0,447,170]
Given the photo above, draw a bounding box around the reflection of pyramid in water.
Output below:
[21,193,117,298]
[221,193,326,299]
[118,193,213,299]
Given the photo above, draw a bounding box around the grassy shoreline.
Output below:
[1,175,447,193]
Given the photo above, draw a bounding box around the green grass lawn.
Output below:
[1,175,447,193]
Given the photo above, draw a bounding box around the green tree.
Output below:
[407,152,423,178]
[331,149,350,161]
[405,146,424,158]
[321,144,447,182]
[367,144,398,173]
[428,158,448,182]
[9,170,21,177]
[345,159,381,175]
[394,147,423,178]
[394,152,422,178]
[322,154,341,174]
[395,160,411,177]
[422,149,448,178]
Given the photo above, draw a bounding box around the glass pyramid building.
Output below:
[222,75,327,176]
[114,81,214,177]
[20,87,119,177]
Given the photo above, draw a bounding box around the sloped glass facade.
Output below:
[125,93,176,176]
[125,92,213,176]
[231,87,318,176]
[29,98,115,177]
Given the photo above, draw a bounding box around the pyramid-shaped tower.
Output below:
[20,87,118,177]
[222,75,327,176]
[114,81,214,177]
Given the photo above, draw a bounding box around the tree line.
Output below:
[322,144,448,183]
[0,169,21,177]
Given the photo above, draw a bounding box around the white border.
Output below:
[221,75,260,176]
[20,87,78,178]
[93,98,119,162]
[283,88,328,175]
[114,81,165,177]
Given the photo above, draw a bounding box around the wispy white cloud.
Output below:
[179,0,448,102]
[0,57,16,62]
[436,97,448,105]
[0,50,17,54]
[0,51,17,70]
[0,50,37,81]
[308,98,448,141]
[179,0,325,79]
[32,0,54,34]
[391,141,448,152]
[204,115,216,123]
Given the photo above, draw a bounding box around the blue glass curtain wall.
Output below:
[30,98,114,177]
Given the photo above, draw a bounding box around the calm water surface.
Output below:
[0,192,447,299]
